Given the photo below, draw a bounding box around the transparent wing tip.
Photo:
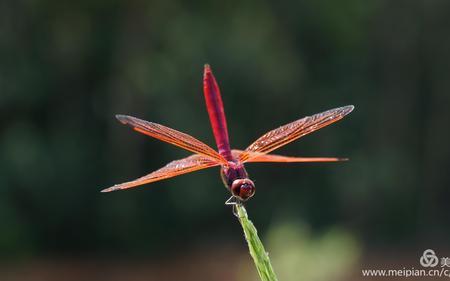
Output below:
[115,114,130,124]
[101,185,121,193]
[343,105,355,114]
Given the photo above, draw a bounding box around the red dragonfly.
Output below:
[102,65,354,205]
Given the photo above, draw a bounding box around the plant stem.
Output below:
[235,204,279,281]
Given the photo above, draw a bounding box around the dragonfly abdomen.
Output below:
[203,64,233,161]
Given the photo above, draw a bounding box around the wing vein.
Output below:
[239,105,354,162]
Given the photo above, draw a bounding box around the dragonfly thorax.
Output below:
[221,163,255,201]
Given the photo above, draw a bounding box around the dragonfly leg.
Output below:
[225,196,237,206]
[225,196,243,217]
[232,204,239,217]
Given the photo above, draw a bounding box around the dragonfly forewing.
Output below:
[102,154,221,192]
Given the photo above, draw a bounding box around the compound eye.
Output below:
[231,179,255,201]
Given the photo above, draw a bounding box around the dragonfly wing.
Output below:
[239,105,354,163]
[232,150,346,163]
[116,115,227,165]
[102,154,221,192]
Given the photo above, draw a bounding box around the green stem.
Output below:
[235,204,279,281]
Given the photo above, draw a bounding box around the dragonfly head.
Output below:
[231,178,255,201]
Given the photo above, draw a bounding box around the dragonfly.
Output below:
[102,65,354,205]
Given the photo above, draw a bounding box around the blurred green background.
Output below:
[1,0,450,280]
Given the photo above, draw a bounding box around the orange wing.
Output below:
[101,154,220,192]
[116,115,227,165]
[232,150,346,163]
[239,105,354,163]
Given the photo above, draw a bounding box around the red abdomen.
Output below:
[203,65,233,161]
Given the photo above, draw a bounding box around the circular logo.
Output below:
[420,249,439,267]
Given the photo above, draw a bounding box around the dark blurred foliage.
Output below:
[1,0,450,262]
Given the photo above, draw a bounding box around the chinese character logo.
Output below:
[442,257,450,267]
[420,249,439,267]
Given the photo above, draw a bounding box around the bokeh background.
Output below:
[1,0,450,280]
